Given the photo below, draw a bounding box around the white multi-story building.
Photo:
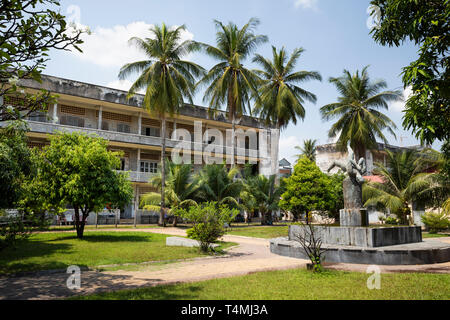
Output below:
[1,74,278,222]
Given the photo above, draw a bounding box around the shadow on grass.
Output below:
[49,233,157,243]
[0,270,203,300]
[0,241,74,275]
[74,282,204,300]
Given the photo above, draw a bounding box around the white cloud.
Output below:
[279,135,301,164]
[105,80,132,92]
[391,86,412,112]
[294,0,318,10]
[366,4,382,30]
[66,6,194,68]
[105,79,146,94]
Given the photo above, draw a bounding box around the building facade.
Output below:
[1,74,278,221]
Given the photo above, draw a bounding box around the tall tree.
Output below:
[253,46,321,174]
[279,157,336,224]
[320,66,402,160]
[0,123,33,209]
[119,23,204,226]
[0,0,84,122]
[295,139,318,162]
[140,162,198,226]
[370,0,450,145]
[197,18,267,166]
[38,132,133,239]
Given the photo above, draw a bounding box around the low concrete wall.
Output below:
[289,225,422,248]
[270,237,450,265]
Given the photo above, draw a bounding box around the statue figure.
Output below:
[327,144,366,209]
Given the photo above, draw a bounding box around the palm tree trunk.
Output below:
[272,123,280,183]
[159,116,166,227]
[231,114,236,167]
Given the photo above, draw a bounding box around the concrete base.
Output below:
[340,208,368,226]
[166,236,219,248]
[270,237,450,265]
[289,225,422,247]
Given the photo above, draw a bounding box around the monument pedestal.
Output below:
[340,208,368,227]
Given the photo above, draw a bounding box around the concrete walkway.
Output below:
[0,228,449,300]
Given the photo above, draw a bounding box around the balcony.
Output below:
[124,170,156,183]
[0,120,269,160]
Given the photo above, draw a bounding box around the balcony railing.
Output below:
[121,170,156,183]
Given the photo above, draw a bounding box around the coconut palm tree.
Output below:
[252,46,321,174]
[140,162,198,226]
[320,66,402,160]
[197,18,267,165]
[363,149,438,224]
[195,163,243,208]
[118,23,204,226]
[295,139,318,162]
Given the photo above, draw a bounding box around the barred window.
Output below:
[117,123,130,133]
[142,126,160,137]
[60,105,85,115]
[27,111,48,122]
[60,115,85,127]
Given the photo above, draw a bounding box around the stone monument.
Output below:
[327,144,368,226]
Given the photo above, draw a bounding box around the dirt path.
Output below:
[0,228,449,300]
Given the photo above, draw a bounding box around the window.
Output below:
[117,123,130,133]
[27,111,47,123]
[140,161,158,173]
[120,158,126,171]
[60,115,84,127]
[142,126,160,137]
[101,121,109,131]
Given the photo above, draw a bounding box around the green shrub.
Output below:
[384,216,400,225]
[421,212,450,234]
[175,202,238,252]
[0,213,31,250]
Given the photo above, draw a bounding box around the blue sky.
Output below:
[45,0,430,164]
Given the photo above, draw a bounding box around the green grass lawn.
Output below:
[73,268,450,300]
[45,225,160,232]
[422,232,450,238]
[227,225,289,238]
[0,231,233,275]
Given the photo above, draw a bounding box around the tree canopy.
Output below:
[38,132,133,238]
[279,157,337,223]
[320,66,401,159]
[370,0,450,144]
[0,0,85,122]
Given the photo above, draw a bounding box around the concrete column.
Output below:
[133,185,139,225]
[138,112,142,135]
[98,106,103,129]
[52,103,58,123]
[172,118,177,139]
[137,148,141,173]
